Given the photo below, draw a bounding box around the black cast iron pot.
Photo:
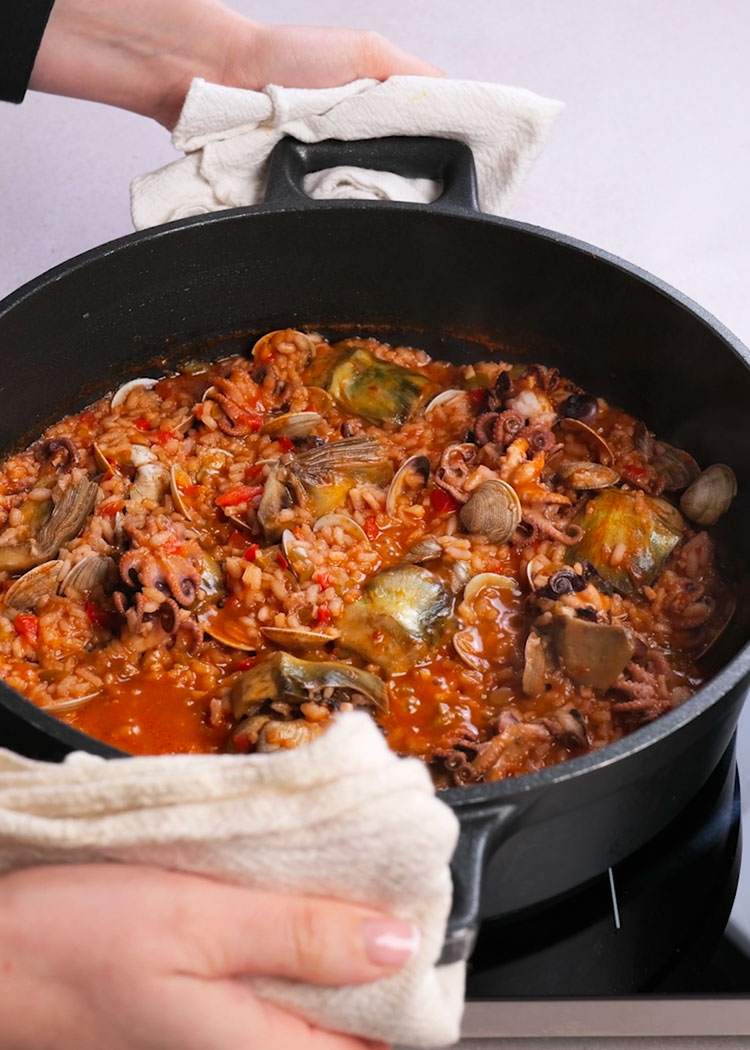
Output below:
[1,137,749,965]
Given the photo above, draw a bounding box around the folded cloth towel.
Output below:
[131,75,564,228]
[0,711,462,1048]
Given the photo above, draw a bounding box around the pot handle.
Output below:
[263,136,480,213]
[439,802,520,965]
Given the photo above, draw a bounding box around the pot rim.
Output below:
[2,198,749,796]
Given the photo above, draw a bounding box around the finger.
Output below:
[176,883,420,986]
[351,29,446,79]
[158,974,392,1050]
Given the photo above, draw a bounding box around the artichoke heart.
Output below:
[326,347,434,425]
[338,564,453,674]
[566,489,682,594]
[231,651,388,716]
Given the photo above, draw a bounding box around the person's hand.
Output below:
[0,863,419,1050]
[29,0,444,128]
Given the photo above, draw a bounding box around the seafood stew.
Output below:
[0,330,736,786]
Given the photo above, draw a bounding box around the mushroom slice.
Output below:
[5,561,62,611]
[261,412,324,440]
[313,514,369,545]
[554,617,635,691]
[261,626,340,652]
[59,554,118,597]
[459,479,521,543]
[522,630,547,698]
[110,377,158,409]
[463,572,516,604]
[230,651,387,717]
[555,417,614,465]
[337,564,453,675]
[386,455,431,516]
[680,464,737,526]
[257,463,303,543]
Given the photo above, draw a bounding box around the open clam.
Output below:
[231,651,388,716]
[556,461,620,490]
[59,554,118,597]
[459,479,521,543]
[129,462,170,505]
[423,389,468,415]
[281,529,314,583]
[255,719,328,753]
[251,329,317,369]
[403,535,443,564]
[679,464,737,526]
[653,446,700,491]
[201,606,257,650]
[313,513,369,545]
[555,417,614,465]
[463,572,516,604]
[261,626,340,651]
[110,377,158,409]
[453,628,485,670]
[261,411,324,440]
[386,455,430,516]
[196,448,233,481]
[5,561,62,611]
[337,564,453,674]
[170,464,194,518]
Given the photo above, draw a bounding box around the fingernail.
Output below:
[362,918,420,968]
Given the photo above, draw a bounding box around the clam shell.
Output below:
[40,693,98,714]
[459,479,521,543]
[679,464,737,526]
[261,626,340,651]
[313,513,369,544]
[556,460,620,490]
[201,609,257,650]
[695,595,737,658]
[59,554,118,597]
[555,417,614,465]
[305,386,335,413]
[402,536,443,564]
[463,572,516,604]
[453,629,484,670]
[386,454,431,516]
[251,329,316,365]
[261,412,323,439]
[5,561,62,611]
[110,377,158,409]
[196,448,233,481]
[170,464,193,518]
[653,446,700,491]
[281,529,314,583]
[92,443,113,473]
[424,389,467,415]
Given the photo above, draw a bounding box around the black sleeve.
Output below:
[0,0,57,104]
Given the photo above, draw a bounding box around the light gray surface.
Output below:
[2,0,750,1043]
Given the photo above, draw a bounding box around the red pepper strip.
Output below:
[468,389,486,405]
[228,530,247,547]
[314,571,330,589]
[99,499,124,518]
[150,430,179,445]
[275,551,289,570]
[278,436,294,452]
[236,656,260,672]
[244,464,264,481]
[163,538,185,555]
[430,489,461,514]
[133,417,152,432]
[316,604,332,625]
[216,485,264,508]
[244,544,260,562]
[363,515,379,540]
[85,599,118,632]
[13,613,39,645]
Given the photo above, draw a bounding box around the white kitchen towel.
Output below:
[131,75,564,228]
[0,711,463,1048]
